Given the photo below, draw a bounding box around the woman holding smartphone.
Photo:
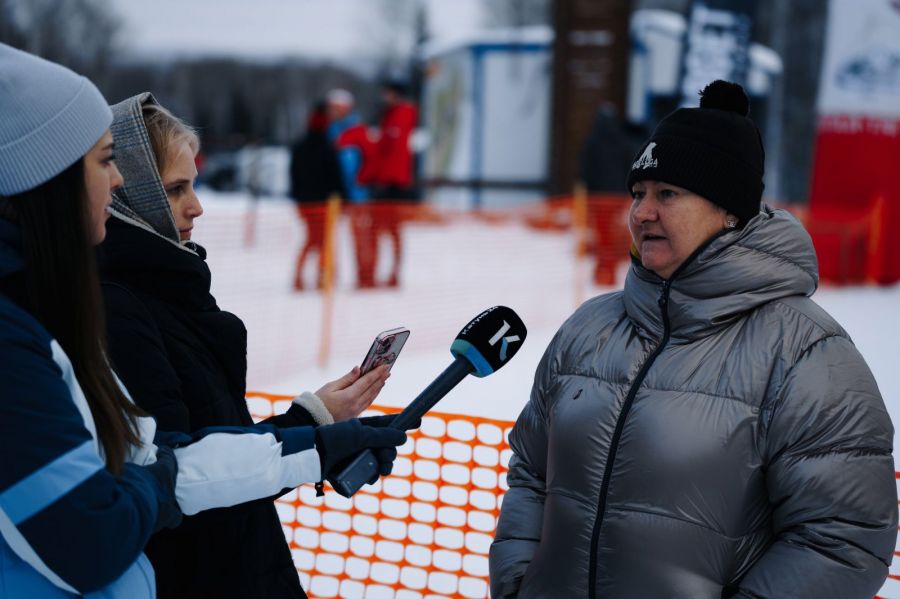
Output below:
[0,44,405,598]
[97,92,394,598]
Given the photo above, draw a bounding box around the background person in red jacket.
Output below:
[370,80,419,288]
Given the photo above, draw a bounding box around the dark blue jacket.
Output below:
[0,219,172,597]
[0,218,323,597]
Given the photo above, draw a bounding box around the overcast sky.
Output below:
[108,0,487,62]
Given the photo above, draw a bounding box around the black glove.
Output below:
[143,445,183,532]
[359,413,422,430]
[315,419,407,481]
[355,414,420,481]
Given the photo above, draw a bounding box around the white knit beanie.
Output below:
[0,43,112,196]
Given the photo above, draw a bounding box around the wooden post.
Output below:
[573,182,589,307]
[318,195,341,368]
[865,195,885,284]
[549,0,631,195]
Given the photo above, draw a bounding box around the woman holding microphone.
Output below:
[0,43,405,598]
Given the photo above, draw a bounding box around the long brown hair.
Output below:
[0,159,142,473]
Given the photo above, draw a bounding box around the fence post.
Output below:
[573,182,589,307]
[318,195,341,368]
[866,195,886,284]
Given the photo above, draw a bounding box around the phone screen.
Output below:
[360,327,410,375]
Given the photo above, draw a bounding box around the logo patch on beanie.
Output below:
[632,142,658,170]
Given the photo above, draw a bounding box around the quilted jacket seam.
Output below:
[605,505,771,541]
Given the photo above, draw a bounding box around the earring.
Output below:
[725,217,737,229]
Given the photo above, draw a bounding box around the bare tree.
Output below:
[358,0,425,81]
[0,0,122,86]
[101,56,379,149]
[0,0,26,48]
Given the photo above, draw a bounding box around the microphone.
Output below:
[330,306,527,497]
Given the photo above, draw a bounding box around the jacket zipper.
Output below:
[587,278,672,597]
[585,228,731,596]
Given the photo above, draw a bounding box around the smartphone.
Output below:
[360,327,410,375]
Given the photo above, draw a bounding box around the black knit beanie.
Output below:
[625,80,765,224]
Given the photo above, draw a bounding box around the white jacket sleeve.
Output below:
[130,416,320,517]
[123,375,322,517]
[171,425,320,515]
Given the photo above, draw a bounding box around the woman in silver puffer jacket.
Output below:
[490,81,897,599]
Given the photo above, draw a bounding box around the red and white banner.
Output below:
[809,0,900,284]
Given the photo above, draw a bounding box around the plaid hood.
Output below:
[108,93,193,254]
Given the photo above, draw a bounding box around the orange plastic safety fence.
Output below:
[246,392,514,599]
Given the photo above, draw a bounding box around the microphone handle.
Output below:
[391,357,474,431]
[331,357,474,498]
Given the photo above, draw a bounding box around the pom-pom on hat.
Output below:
[0,43,112,196]
[625,80,765,224]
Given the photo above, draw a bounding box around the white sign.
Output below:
[818,0,900,119]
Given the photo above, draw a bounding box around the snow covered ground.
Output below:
[193,190,900,596]
[195,191,899,430]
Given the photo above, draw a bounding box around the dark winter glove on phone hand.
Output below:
[315,419,408,481]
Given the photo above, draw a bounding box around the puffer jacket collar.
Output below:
[624,207,819,342]
[108,92,197,255]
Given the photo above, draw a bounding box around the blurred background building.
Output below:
[0,0,826,203]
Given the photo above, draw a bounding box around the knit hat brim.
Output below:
[626,132,763,223]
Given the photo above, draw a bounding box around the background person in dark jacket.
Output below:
[99,93,395,598]
[289,101,346,291]
[577,104,646,285]
[490,81,896,598]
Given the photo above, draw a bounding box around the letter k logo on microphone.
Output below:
[489,321,521,362]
